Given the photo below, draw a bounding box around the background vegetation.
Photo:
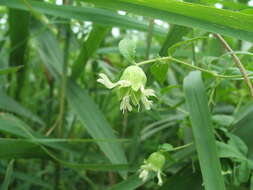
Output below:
[0,0,253,189]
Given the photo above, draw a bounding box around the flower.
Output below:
[97,65,155,113]
[138,152,166,186]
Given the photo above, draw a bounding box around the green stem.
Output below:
[136,56,253,80]
[173,142,193,151]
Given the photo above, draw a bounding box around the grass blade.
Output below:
[87,0,253,42]
[0,160,15,190]
[183,71,226,190]
[0,0,166,35]
[0,90,44,125]
[67,80,128,176]
[8,8,30,100]
[71,25,108,79]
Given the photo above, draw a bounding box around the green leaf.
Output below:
[0,160,14,190]
[159,25,190,56]
[0,139,47,159]
[183,71,226,190]
[107,174,144,190]
[216,141,246,161]
[168,36,207,55]
[118,38,136,63]
[36,29,128,177]
[212,114,234,127]
[0,0,166,36]
[87,0,253,43]
[71,25,108,79]
[251,175,253,190]
[227,134,248,156]
[0,66,22,75]
[0,90,44,125]
[237,161,251,183]
[150,61,169,84]
[159,143,174,152]
[67,80,128,177]
[233,102,253,158]
[8,8,30,100]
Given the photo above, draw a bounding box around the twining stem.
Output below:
[214,33,253,98]
[136,56,253,80]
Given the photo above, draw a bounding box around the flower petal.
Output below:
[97,73,117,89]
[120,95,133,113]
[141,85,156,97]
[139,169,149,181]
[157,171,163,186]
[117,80,131,87]
[141,95,153,110]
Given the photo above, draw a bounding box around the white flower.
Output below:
[138,152,165,186]
[97,66,155,113]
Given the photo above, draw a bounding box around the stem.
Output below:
[145,19,154,59]
[57,23,70,137]
[173,142,193,151]
[214,33,253,98]
[136,56,253,80]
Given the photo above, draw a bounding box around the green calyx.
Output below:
[147,152,165,171]
[120,66,147,91]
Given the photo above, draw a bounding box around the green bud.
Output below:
[147,152,165,171]
[120,66,147,91]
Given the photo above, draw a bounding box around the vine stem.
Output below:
[214,33,253,98]
[136,56,253,80]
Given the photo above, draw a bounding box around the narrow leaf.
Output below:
[183,71,226,190]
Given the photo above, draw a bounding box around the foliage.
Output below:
[0,0,253,189]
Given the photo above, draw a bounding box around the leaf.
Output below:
[67,80,128,177]
[71,25,108,79]
[159,143,174,152]
[0,138,47,159]
[0,160,14,190]
[183,71,226,190]
[0,90,44,125]
[233,102,253,158]
[251,175,253,190]
[212,114,234,127]
[216,141,246,161]
[8,8,30,100]
[36,30,128,177]
[237,161,251,183]
[107,174,143,190]
[168,36,207,55]
[118,38,136,63]
[87,0,253,43]
[0,66,22,75]
[227,134,248,156]
[159,25,190,56]
[0,0,166,36]
[0,138,130,171]
[150,61,169,84]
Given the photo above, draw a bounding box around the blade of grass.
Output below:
[71,25,108,80]
[36,29,128,178]
[0,0,166,36]
[159,25,190,56]
[86,0,253,43]
[0,160,14,190]
[8,8,30,101]
[183,71,226,190]
[0,90,44,125]
[67,80,128,176]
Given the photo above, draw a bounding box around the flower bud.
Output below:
[120,66,147,91]
[147,152,165,171]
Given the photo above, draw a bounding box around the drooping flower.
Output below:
[97,65,155,113]
[138,152,166,186]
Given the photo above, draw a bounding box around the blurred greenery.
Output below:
[0,0,253,189]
